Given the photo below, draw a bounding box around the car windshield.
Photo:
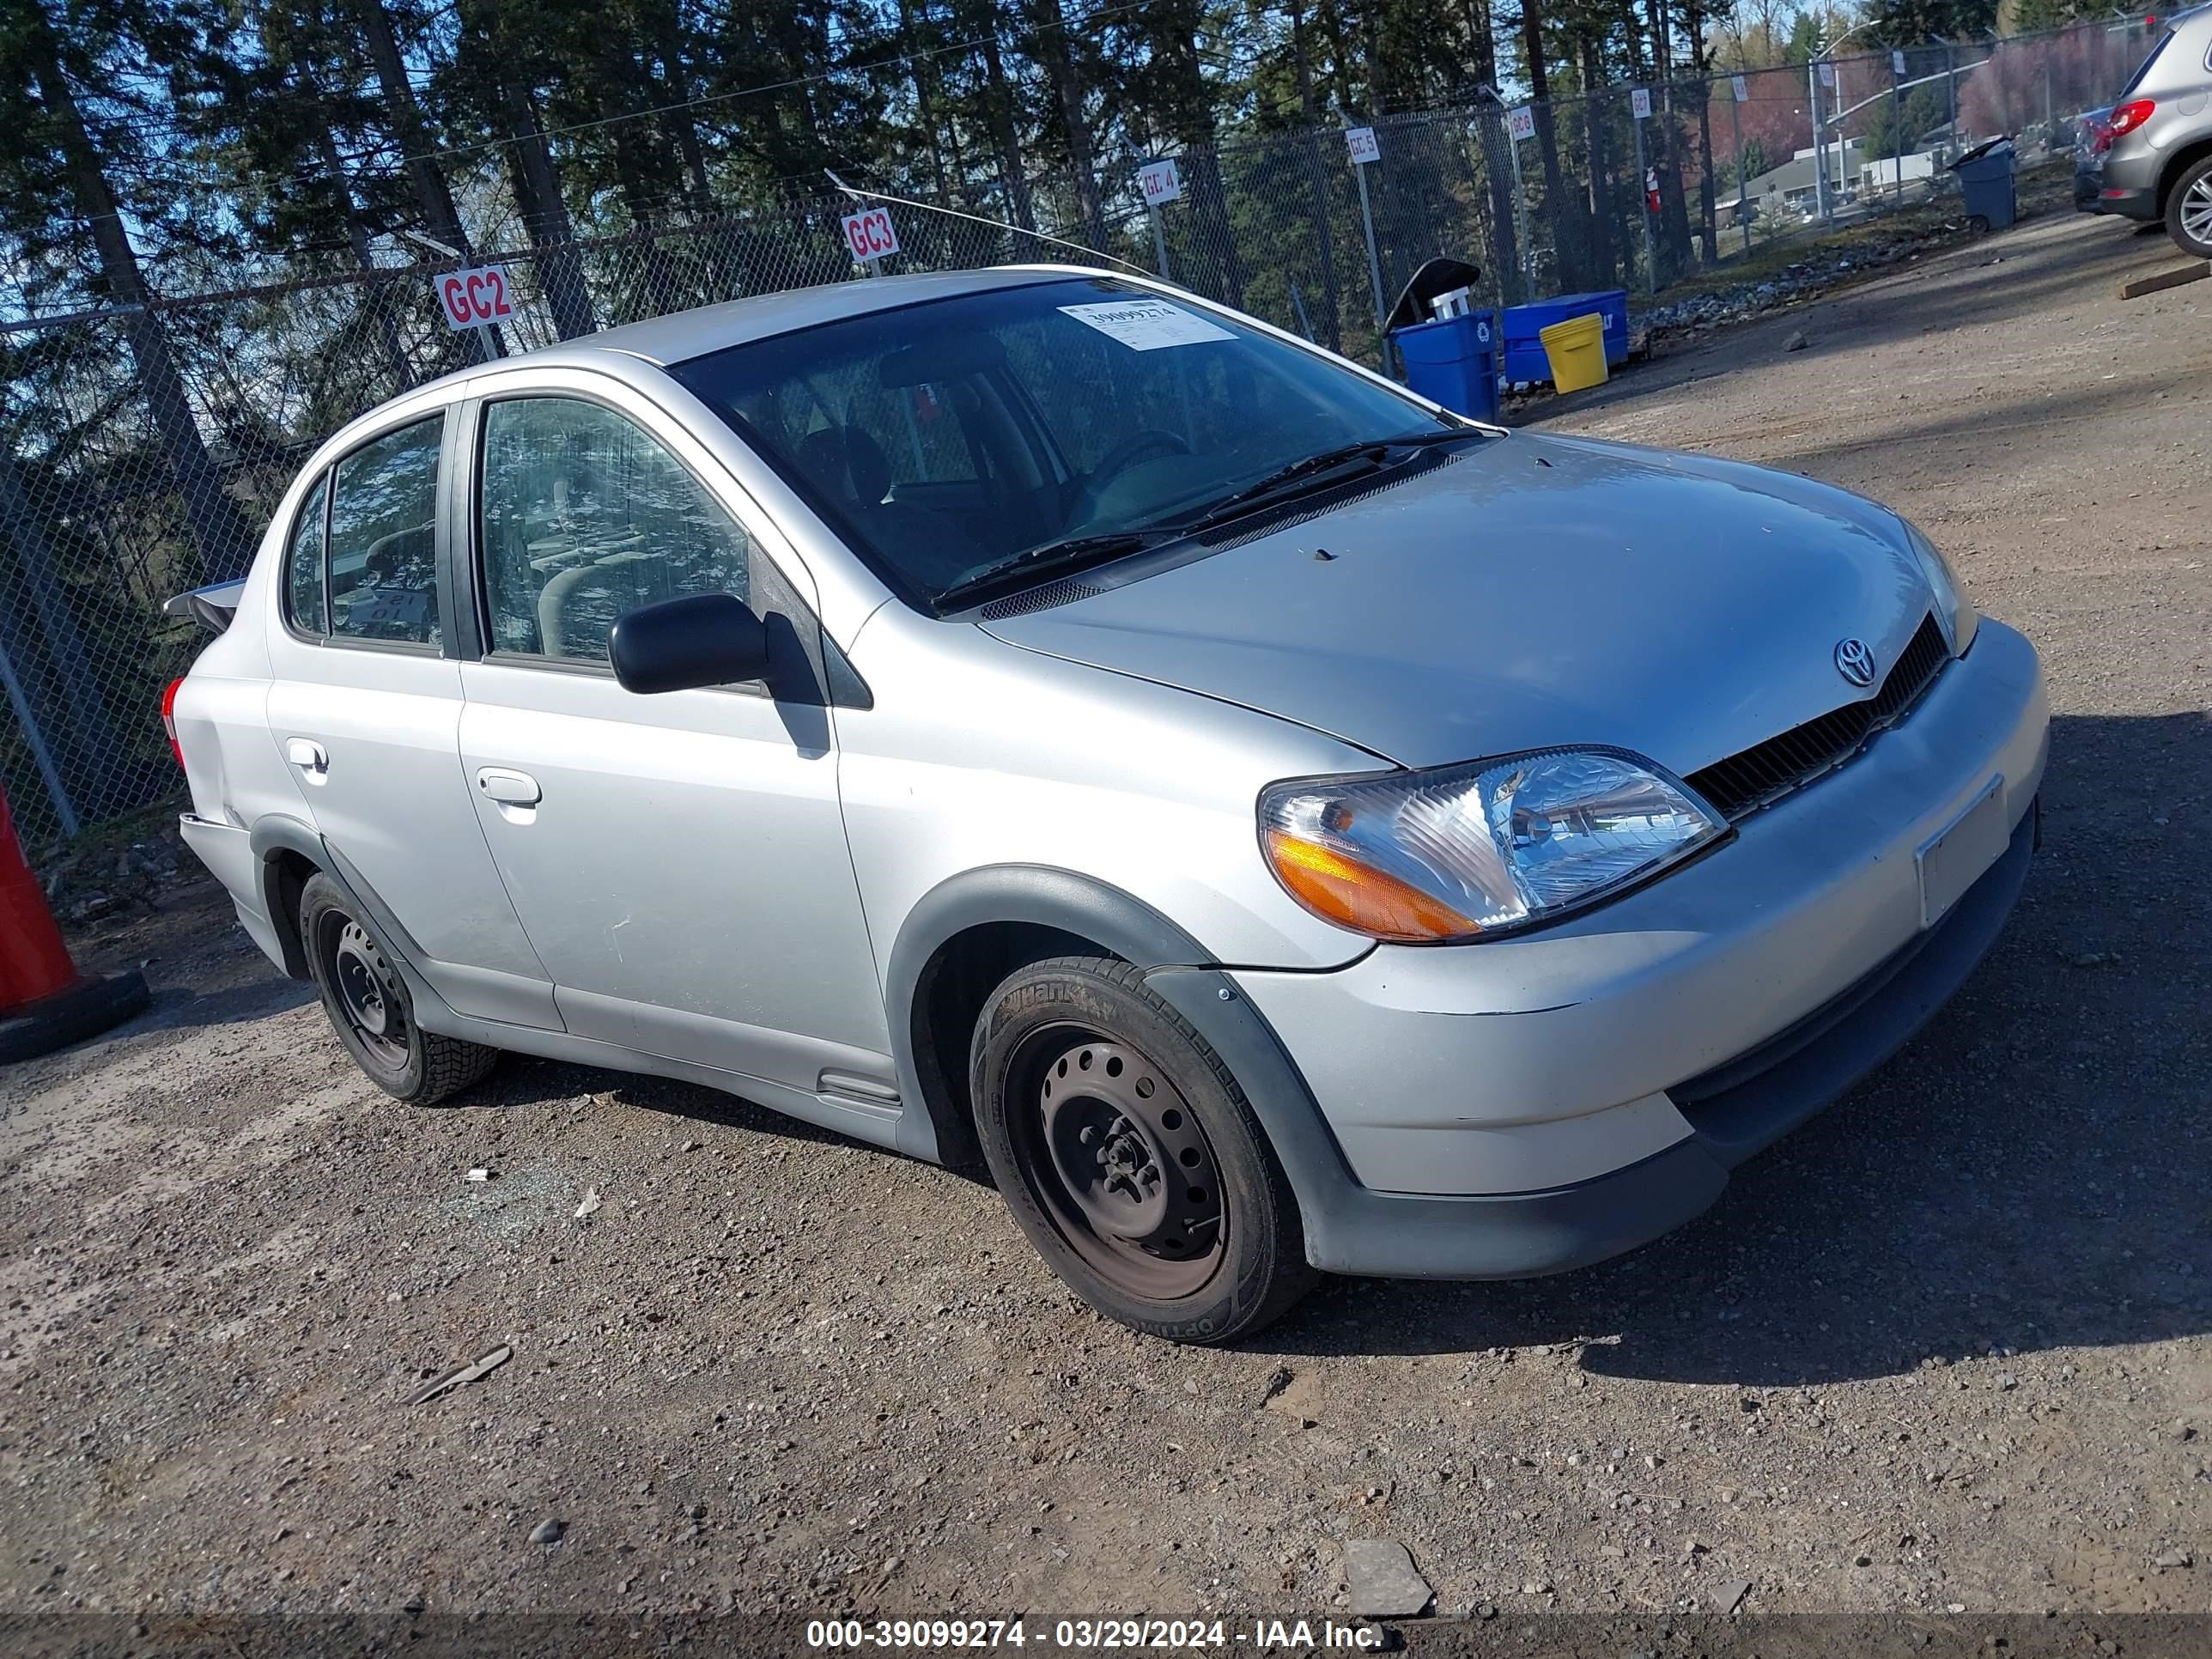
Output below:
[667,276,1472,611]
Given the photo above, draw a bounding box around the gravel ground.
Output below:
[3,207,2208,1655]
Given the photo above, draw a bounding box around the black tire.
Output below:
[299,873,498,1105]
[2166,154,2212,260]
[969,956,1316,1345]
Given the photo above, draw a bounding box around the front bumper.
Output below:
[1226,617,2047,1278]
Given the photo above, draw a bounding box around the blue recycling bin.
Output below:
[1501,290,1630,383]
[1392,309,1501,422]
[1950,138,2017,230]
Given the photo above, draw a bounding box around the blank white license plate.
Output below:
[1917,777,2007,927]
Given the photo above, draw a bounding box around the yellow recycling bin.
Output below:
[1539,313,1609,393]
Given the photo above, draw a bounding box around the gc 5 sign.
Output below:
[434,265,516,331]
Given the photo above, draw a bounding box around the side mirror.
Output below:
[609,592,769,695]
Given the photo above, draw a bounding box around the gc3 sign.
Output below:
[434,265,516,331]
[841,206,901,264]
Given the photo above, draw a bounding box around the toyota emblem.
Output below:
[1833,637,1877,688]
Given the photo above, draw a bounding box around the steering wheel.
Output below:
[1081,428,1191,499]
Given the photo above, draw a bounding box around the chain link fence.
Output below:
[0,18,2162,849]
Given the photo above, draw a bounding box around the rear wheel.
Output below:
[300,873,497,1105]
[2166,155,2212,259]
[970,957,1316,1344]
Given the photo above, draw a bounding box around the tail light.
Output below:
[2097,98,2156,153]
[161,677,185,769]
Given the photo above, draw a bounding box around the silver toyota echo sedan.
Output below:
[167,267,2047,1343]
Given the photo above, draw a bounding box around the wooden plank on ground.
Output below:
[2118,262,2211,300]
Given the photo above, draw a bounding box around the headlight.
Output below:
[1901,518,1978,654]
[1259,749,1726,943]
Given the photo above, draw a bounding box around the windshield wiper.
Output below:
[933,530,1176,612]
[1179,428,1478,534]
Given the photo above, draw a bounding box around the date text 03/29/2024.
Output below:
[805,1618,1387,1650]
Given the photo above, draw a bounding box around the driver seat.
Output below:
[795,422,978,592]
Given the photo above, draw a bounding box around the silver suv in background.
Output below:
[167,268,2046,1345]
[2081,3,2212,257]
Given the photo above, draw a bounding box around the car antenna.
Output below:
[824,170,1156,278]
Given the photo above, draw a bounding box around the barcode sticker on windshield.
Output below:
[1058,298,1233,350]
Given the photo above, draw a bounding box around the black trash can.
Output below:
[1951,138,2018,232]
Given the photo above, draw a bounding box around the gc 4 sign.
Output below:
[841,206,900,264]
[1345,126,1381,166]
[435,265,515,331]
[1506,105,1535,142]
[1139,159,1182,205]
[1630,88,1653,120]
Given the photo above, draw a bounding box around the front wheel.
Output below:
[300,872,498,1105]
[2167,155,2212,260]
[969,957,1316,1345]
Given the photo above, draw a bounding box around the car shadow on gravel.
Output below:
[1260,710,2212,1385]
[465,1055,883,1154]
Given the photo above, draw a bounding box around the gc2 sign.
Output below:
[1139,159,1182,205]
[435,265,516,331]
[841,206,900,264]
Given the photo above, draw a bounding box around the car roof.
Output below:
[305,263,1141,478]
[427,262,1112,393]
[583,263,1108,365]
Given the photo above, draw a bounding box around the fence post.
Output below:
[1892,50,1905,205]
[1808,60,1829,223]
[1350,145,1387,333]
[1729,77,1749,254]
[1632,91,1657,295]
[1148,199,1172,282]
[1505,128,1533,304]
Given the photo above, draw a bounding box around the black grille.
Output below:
[978,579,1109,620]
[1686,613,1951,821]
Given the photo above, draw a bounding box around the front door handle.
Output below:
[476,768,542,807]
[285,737,329,780]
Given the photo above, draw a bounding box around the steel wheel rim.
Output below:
[2184,176,2212,245]
[1005,1024,1226,1300]
[326,915,409,1070]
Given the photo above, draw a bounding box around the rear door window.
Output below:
[327,415,444,647]
[2119,30,2171,98]
[284,472,330,635]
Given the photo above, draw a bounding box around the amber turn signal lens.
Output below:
[1262,829,1478,942]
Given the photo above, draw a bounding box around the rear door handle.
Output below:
[285,737,329,779]
[476,767,542,806]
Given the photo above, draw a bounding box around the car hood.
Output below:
[980,432,1937,775]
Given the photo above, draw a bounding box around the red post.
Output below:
[0,782,149,1061]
